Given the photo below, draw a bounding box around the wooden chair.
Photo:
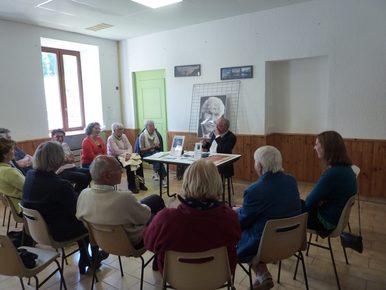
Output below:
[0,235,67,290]
[239,213,309,290]
[306,195,357,290]
[84,221,153,290]
[162,246,235,290]
[19,205,88,285]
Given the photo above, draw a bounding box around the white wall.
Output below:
[120,0,386,139]
[265,56,329,134]
[0,20,120,141]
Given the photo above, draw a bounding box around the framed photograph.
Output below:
[170,135,185,157]
[220,65,253,80]
[174,64,201,77]
[197,95,227,138]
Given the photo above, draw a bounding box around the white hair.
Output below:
[111,122,124,131]
[254,146,283,174]
[144,120,154,128]
[90,155,117,182]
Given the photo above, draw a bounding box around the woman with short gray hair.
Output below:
[22,141,106,274]
[235,145,301,290]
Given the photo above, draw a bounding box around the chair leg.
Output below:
[306,233,313,256]
[6,210,11,233]
[139,256,145,290]
[118,256,124,277]
[33,276,39,290]
[19,277,25,290]
[342,245,349,265]
[238,262,253,290]
[298,251,309,290]
[327,238,341,290]
[2,204,7,226]
[277,260,282,283]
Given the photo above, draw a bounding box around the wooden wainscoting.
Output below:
[14,131,386,198]
[168,132,386,198]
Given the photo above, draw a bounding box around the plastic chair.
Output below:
[0,235,67,290]
[162,246,235,290]
[84,222,153,290]
[306,194,357,290]
[238,213,309,290]
[3,195,24,234]
[19,205,88,285]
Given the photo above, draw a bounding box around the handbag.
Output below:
[18,248,38,268]
[340,188,363,253]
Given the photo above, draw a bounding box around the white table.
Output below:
[144,151,241,201]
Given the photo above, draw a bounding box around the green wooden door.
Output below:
[133,69,168,150]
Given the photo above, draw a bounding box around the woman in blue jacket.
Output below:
[235,146,301,290]
[305,131,357,236]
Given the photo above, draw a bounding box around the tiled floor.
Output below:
[1,169,386,290]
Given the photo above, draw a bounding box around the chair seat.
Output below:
[18,246,59,277]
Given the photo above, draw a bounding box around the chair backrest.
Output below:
[3,195,23,224]
[330,195,357,238]
[163,246,232,290]
[255,213,308,264]
[19,205,55,247]
[84,222,139,257]
[0,235,25,276]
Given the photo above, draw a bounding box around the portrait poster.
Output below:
[197,95,227,138]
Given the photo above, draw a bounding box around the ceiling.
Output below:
[0,0,310,41]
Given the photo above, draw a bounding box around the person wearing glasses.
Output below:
[81,122,107,168]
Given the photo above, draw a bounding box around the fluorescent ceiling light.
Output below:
[131,0,182,9]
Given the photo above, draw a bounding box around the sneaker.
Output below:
[152,173,159,181]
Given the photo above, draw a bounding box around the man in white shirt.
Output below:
[51,129,91,194]
[76,155,165,248]
[202,117,237,178]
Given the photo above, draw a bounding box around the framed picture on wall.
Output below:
[174,64,201,77]
[221,65,253,80]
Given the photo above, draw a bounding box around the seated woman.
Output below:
[138,120,167,185]
[304,131,357,236]
[81,122,107,168]
[107,122,147,193]
[21,141,105,274]
[0,137,24,214]
[143,158,241,274]
[235,146,301,290]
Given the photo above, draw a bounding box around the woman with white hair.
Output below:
[138,120,167,183]
[107,122,147,193]
[235,146,301,290]
[143,158,241,274]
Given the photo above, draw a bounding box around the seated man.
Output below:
[202,117,236,178]
[234,146,301,290]
[76,155,165,249]
[107,122,147,194]
[51,129,91,194]
[0,128,32,175]
[138,120,167,185]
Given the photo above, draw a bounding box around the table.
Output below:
[144,151,241,202]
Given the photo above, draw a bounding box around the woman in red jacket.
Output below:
[81,122,107,168]
[143,158,241,274]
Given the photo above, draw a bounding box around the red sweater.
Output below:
[143,202,241,274]
[81,136,107,166]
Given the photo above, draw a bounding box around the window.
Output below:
[41,47,85,131]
